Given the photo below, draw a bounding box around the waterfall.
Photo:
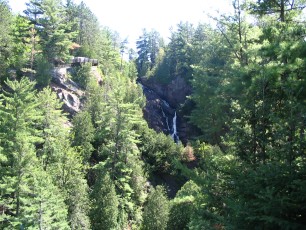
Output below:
[161,107,171,132]
[138,81,179,143]
[171,112,179,142]
[162,99,170,108]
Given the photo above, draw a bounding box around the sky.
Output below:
[8,0,232,46]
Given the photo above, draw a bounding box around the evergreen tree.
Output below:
[85,70,147,228]
[37,87,91,229]
[167,180,200,230]
[250,0,306,22]
[0,0,13,81]
[136,29,162,76]
[10,15,33,71]
[25,0,74,62]
[168,22,194,79]
[34,54,52,88]
[90,171,119,230]
[142,186,170,230]
[71,110,95,162]
[25,167,70,229]
[36,87,69,168]
[0,78,41,228]
[189,24,229,145]
[136,29,150,76]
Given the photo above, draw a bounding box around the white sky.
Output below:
[8,0,232,46]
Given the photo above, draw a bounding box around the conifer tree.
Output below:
[37,88,91,229]
[0,0,13,81]
[142,186,169,230]
[90,171,119,230]
[25,0,74,62]
[25,167,70,229]
[10,15,33,71]
[0,78,42,228]
[37,87,69,167]
[71,110,95,162]
[168,22,194,79]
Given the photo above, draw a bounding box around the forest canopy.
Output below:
[0,0,306,229]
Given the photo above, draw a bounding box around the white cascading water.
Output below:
[161,107,171,132]
[171,112,179,142]
[138,81,179,142]
[162,99,170,108]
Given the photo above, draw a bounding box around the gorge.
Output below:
[138,75,195,145]
[139,82,179,142]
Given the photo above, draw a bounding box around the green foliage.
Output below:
[26,167,70,230]
[95,83,146,227]
[36,87,68,167]
[0,78,91,229]
[90,171,119,230]
[176,142,237,230]
[168,22,194,79]
[167,180,200,230]
[71,110,95,162]
[0,77,42,157]
[172,2,306,228]
[82,66,147,227]
[249,0,306,22]
[10,15,32,70]
[189,24,230,145]
[25,0,75,62]
[138,127,183,174]
[225,161,306,229]
[150,47,172,84]
[142,186,170,230]
[34,54,52,88]
[0,0,305,229]
[136,29,162,76]
[0,0,13,81]
[0,78,71,229]
[70,63,93,89]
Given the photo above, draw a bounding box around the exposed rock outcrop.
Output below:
[141,83,175,135]
[139,75,192,108]
[139,76,194,144]
[51,67,84,116]
[51,66,103,117]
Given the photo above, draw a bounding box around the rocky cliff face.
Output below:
[139,76,192,108]
[141,83,176,134]
[139,76,194,144]
[51,66,102,117]
[51,67,84,116]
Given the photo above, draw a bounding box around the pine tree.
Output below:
[36,87,91,229]
[136,29,150,76]
[136,29,162,76]
[168,22,194,79]
[0,0,13,81]
[0,78,42,228]
[24,167,70,229]
[250,0,306,22]
[25,0,74,62]
[36,87,69,167]
[10,15,33,71]
[86,71,148,228]
[189,24,230,145]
